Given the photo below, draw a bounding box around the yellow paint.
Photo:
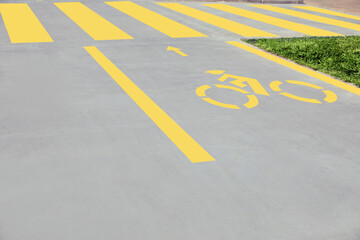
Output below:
[229,80,247,88]
[252,5,360,32]
[204,4,341,36]
[280,92,322,104]
[294,6,360,21]
[270,80,337,103]
[206,71,270,96]
[323,90,337,103]
[0,3,53,43]
[84,46,214,163]
[202,98,240,109]
[158,3,277,37]
[286,80,324,89]
[215,84,249,94]
[106,1,206,38]
[243,95,258,109]
[269,80,283,92]
[240,77,269,96]
[197,84,258,109]
[196,85,210,97]
[206,70,226,75]
[167,46,188,56]
[218,75,270,96]
[54,2,132,40]
[227,41,360,96]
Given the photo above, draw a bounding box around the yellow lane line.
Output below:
[84,46,215,163]
[54,2,132,40]
[294,6,360,21]
[252,5,360,32]
[227,41,360,96]
[106,1,206,38]
[0,3,53,43]
[204,4,342,36]
[157,3,277,37]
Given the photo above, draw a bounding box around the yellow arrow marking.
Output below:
[167,46,188,56]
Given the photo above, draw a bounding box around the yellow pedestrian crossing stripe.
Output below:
[54,2,133,40]
[157,3,277,37]
[252,5,360,32]
[204,4,342,37]
[106,1,206,38]
[0,3,52,43]
[293,6,360,21]
[1,2,360,44]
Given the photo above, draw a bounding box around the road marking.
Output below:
[54,2,132,40]
[84,46,215,163]
[293,6,360,21]
[157,3,277,37]
[204,4,342,36]
[167,46,188,56]
[252,5,360,32]
[227,41,360,96]
[207,70,270,96]
[215,84,259,108]
[196,82,259,109]
[270,80,321,103]
[0,3,53,43]
[203,97,240,109]
[106,1,206,38]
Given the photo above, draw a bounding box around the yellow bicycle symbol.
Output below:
[196,70,337,109]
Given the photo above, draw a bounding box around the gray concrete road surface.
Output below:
[0,1,360,240]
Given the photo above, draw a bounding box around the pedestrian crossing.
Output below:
[253,5,360,32]
[293,6,360,21]
[158,3,277,37]
[204,4,342,36]
[54,2,133,40]
[0,3,53,43]
[0,2,360,43]
[106,1,206,38]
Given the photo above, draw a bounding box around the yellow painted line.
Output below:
[294,6,360,21]
[286,80,323,89]
[252,5,360,32]
[158,3,277,37]
[215,84,249,94]
[54,2,132,40]
[280,92,322,104]
[84,46,214,163]
[202,98,240,109]
[106,1,206,38]
[204,4,342,36]
[227,41,360,96]
[0,3,53,43]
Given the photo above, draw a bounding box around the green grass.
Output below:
[245,36,360,87]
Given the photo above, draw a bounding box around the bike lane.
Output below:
[84,38,359,163]
[0,37,359,239]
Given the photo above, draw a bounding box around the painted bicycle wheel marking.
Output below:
[196,70,337,109]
